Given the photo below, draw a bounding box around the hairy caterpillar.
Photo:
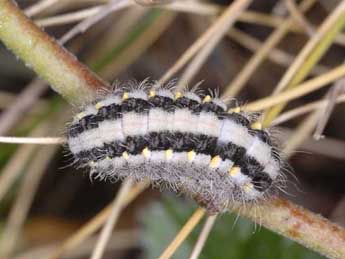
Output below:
[67,82,284,214]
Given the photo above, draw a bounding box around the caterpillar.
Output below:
[67,82,284,214]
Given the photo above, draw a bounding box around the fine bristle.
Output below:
[66,81,284,214]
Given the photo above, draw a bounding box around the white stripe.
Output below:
[122,112,148,136]
[173,109,199,133]
[197,112,222,137]
[246,137,271,166]
[218,119,252,148]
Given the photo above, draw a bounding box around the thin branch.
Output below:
[0,136,65,145]
[158,208,206,259]
[90,178,133,259]
[189,215,217,259]
[0,0,109,105]
[233,197,345,259]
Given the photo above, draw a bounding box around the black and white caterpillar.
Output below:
[67,83,284,214]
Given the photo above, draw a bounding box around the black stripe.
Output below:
[68,94,251,138]
[73,132,274,192]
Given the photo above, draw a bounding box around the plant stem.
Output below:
[0,0,109,105]
[235,197,345,259]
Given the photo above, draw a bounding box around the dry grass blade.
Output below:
[59,0,132,44]
[48,181,148,259]
[36,6,103,27]
[313,78,345,140]
[25,0,60,17]
[284,0,315,36]
[265,1,345,124]
[227,28,328,75]
[177,0,253,88]
[159,1,252,85]
[245,64,345,111]
[0,78,47,135]
[272,93,345,125]
[0,122,49,203]
[90,178,134,259]
[189,215,217,259]
[222,0,315,97]
[158,208,206,259]
[0,136,66,144]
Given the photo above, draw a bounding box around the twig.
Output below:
[244,64,345,111]
[189,215,217,259]
[0,0,109,105]
[90,178,133,259]
[177,0,253,88]
[0,136,66,144]
[158,208,206,259]
[234,197,345,259]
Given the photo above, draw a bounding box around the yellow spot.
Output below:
[203,95,212,103]
[251,121,262,130]
[122,92,129,100]
[76,112,85,120]
[142,147,150,158]
[95,102,103,109]
[105,156,111,161]
[243,182,254,193]
[174,91,182,99]
[187,150,196,162]
[210,155,221,168]
[149,90,156,97]
[89,161,96,167]
[228,107,241,113]
[229,166,240,177]
[122,151,129,160]
[165,149,173,160]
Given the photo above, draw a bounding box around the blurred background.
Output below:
[0,0,344,258]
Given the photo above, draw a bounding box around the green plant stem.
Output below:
[0,0,109,105]
[234,197,345,259]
